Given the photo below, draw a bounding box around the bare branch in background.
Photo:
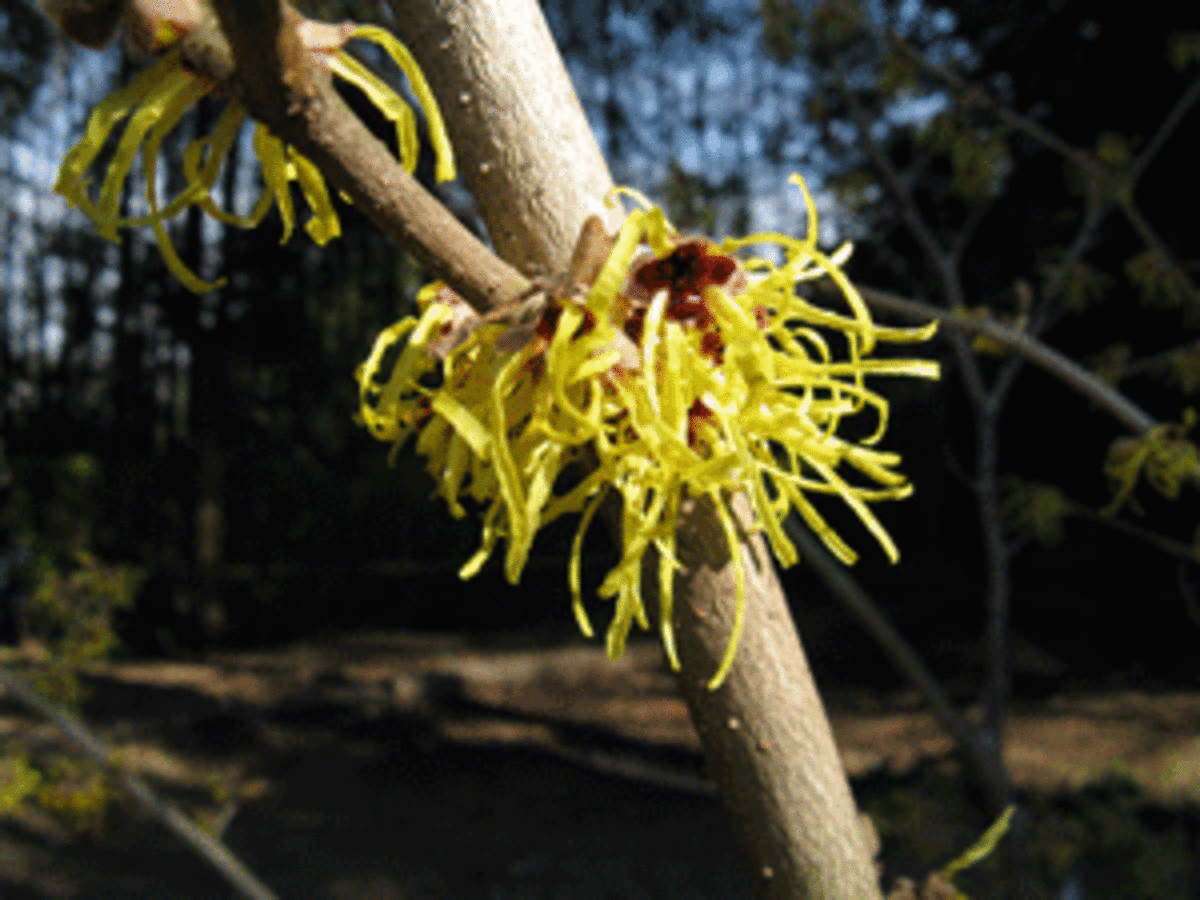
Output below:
[857,285,1159,435]
[0,666,278,900]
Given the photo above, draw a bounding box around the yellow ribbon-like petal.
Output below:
[358,175,938,689]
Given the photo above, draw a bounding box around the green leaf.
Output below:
[1167,344,1200,395]
[0,754,41,815]
[1040,257,1112,312]
[1168,32,1200,71]
[1125,250,1195,310]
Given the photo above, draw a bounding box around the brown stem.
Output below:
[386,0,625,277]
[194,0,530,314]
[858,285,1159,435]
[671,496,882,899]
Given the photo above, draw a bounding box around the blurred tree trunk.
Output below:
[111,52,150,456]
[389,3,882,897]
[179,102,226,636]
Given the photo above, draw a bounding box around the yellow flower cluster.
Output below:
[54,24,454,293]
[358,176,938,687]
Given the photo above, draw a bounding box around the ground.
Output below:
[1,632,1198,899]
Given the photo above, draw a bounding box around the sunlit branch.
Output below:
[190,0,530,314]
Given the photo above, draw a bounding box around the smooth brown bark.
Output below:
[671,495,882,899]
[388,0,624,278]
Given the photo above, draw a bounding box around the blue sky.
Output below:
[3,0,956,362]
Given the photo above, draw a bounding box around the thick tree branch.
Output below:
[388,0,624,276]
[670,496,882,899]
[386,3,882,898]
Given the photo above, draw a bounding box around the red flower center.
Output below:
[633,241,737,308]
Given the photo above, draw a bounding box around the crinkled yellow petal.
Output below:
[568,485,608,638]
[253,126,295,245]
[349,25,457,183]
[92,65,195,241]
[705,491,746,690]
[139,75,224,291]
[289,149,341,245]
[360,173,938,691]
[329,50,421,173]
[54,50,184,218]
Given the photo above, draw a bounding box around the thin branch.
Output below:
[949,196,992,267]
[0,666,278,900]
[946,330,995,410]
[857,284,1159,434]
[1061,496,1200,564]
[983,354,1024,420]
[1119,199,1200,305]
[835,72,962,308]
[187,1,530,314]
[975,412,1011,760]
[1129,75,1200,187]
[1033,200,1110,333]
[881,27,1099,178]
[1122,340,1200,380]
[783,518,1009,811]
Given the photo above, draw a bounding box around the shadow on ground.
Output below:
[2,631,1199,899]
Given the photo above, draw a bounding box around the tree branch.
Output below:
[857,285,1159,434]
[836,71,962,309]
[782,518,1009,810]
[0,666,277,900]
[387,3,882,897]
[1129,75,1200,188]
[192,0,530,314]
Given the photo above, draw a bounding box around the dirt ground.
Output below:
[2,632,1199,899]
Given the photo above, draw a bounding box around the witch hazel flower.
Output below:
[54,16,454,293]
[358,175,939,688]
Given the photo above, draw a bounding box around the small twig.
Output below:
[949,196,992,267]
[1119,199,1200,306]
[835,70,962,309]
[1061,496,1200,564]
[783,518,1010,810]
[857,284,1159,435]
[880,27,1099,178]
[878,26,1200,324]
[0,666,278,900]
[1033,200,1110,333]
[1122,340,1200,380]
[1128,75,1200,188]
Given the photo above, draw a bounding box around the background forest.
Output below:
[2,0,1200,898]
